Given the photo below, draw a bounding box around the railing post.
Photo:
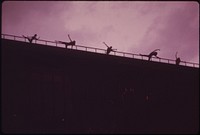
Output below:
[14,36,16,40]
[132,54,134,58]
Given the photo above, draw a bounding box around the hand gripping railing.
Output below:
[1,33,199,68]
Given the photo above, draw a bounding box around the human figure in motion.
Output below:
[55,34,76,48]
[140,49,160,61]
[175,52,181,65]
[103,42,117,55]
[22,34,40,43]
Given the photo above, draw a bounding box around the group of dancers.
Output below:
[22,34,181,65]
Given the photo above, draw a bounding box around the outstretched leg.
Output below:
[28,38,33,43]
[27,38,30,42]
[156,56,160,59]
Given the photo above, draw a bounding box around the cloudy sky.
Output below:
[2,1,199,63]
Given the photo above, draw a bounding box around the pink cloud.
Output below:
[2,1,199,63]
[137,2,199,62]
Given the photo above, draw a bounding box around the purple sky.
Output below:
[2,1,199,63]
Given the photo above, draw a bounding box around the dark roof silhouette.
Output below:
[1,33,199,68]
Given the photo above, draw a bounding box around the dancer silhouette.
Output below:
[22,34,40,43]
[103,42,117,55]
[55,34,76,48]
[140,49,160,61]
[175,52,181,65]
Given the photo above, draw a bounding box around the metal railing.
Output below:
[1,33,199,68]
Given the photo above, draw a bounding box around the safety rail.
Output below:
[1,33,199,68]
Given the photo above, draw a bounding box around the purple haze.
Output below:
[2,1,199,63]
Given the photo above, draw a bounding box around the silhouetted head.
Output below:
[149,49,159,56]
[150,51,158,56]
[175,52,178,59]
[34,34,37,37]
[153,49,160,52]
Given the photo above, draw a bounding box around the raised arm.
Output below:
[68,34,73,42]
[103,42,109,48]
[152,49,160,52]
[175,52,178,59]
